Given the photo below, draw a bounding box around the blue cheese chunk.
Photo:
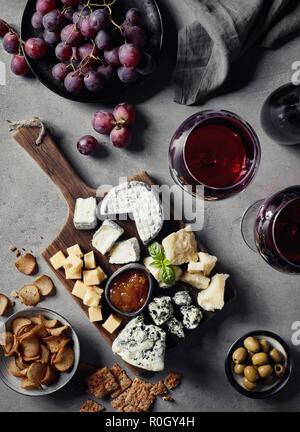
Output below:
[148,296,173,326]
[165,317,185,338]
[74,197,97,230]
[173,291,192,307]
[180,305,202,330]
[109,237,140,264]
[92,220,124,255]
[112,315,166,371]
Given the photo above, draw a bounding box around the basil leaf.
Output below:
[148,242,165,262]
[159,265,176,285]
[150,260,163,268]
[163,259,172,266]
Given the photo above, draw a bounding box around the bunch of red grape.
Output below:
[28,0,156,93]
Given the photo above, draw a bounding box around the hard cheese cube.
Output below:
[67,244,83,258]
[89,306,103,322]
[102,314,122,334]
[92,220,124,255]
[72,280,88,300]
[83,267,106,286]
[65,266,82,280]
[74,197,97,230]
[50,251,66,270]
[83,287,101,307]
[84,251,96,269]
[64,253,83,273]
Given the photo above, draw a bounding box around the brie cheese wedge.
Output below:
[92,220,124,255]
[74,197,97,230]
[109,237,140,264]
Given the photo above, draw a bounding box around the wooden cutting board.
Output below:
[13,126,236,375]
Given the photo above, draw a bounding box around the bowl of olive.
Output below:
[225,331,292,398]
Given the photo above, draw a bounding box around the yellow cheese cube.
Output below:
[84,251,96,269]
[88,306,103,322]
[64,253,83,273]
[67,244,83,258]
[65,266,82,280]
[83,287,101,307]
[102,314,122,334]
[50,251,66,270]
[83,267,106,286]
[89,286,104,297]
[72,280,88,300]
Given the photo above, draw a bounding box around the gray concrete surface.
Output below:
[1,0,300,412]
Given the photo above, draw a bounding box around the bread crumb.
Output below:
[11,291,18,298]
[15,250,21,257]
[163,396,173,401]
[9,245,16,251]
[9,300,15,307]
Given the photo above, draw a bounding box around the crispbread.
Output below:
[164,371,181,390]
[111,378,155,412]
[151,380,168,396]
[110,364,132,398]
[87,366,119,399]
[80,399,105,412]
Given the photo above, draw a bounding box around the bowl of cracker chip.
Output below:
[0,307,80,396]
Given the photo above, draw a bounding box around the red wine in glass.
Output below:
[261,83,300,145]
[242,186,300,273]
[169,110,261,200]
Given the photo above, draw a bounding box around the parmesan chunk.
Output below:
[197,273,229,312]
[162,225,198,265]
[180,271,210,290]
[188,252,217,276]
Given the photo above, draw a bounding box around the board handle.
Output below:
[13,126,94,206]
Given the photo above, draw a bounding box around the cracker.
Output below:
[80,399,105,412]
[53,345,74,372]
[110,364,132,398]
[111,378,155,412]
[33,275,54,296]
[0,294,9,316]
[87,366,119,399]
[15,253,38,275]
[18,285,40,306]
[12,318,32,335]
[164,372,181,390]
[151,380,168,396]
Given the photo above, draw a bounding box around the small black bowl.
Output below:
[225,330,292,399]
[105,263,153,317]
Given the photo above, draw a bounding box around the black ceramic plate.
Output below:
[21,0,163,102]
[225,330,293,399]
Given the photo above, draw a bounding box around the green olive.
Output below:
[244,336,260,353]
[242,377,257,391]
[269,348,283,364]
[232,347,247,364]
[274,364,285,378]
[259,339,269,353]
[234,363,245,375]
[252,352,269,366]
[248,351,255,359]
[258,364,273,378]
[264,375,273,385]
[244,365,259,382]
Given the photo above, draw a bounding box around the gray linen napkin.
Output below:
[174,0,300,105]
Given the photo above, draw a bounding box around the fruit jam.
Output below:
[184,119,249,188]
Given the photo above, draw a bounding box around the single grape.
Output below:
[78,42,99,67]
[64,7,75,21]
[84,71,103,92]
[3,32,19,54]
[120,22,130,37]
[79,17,97,38]
[55,42,72,61]
[110,125,132,148]
[119,43,141,68]
[126,8,142,25]
[117,66,139,83]
[113,103,136,125]
[61,0,80,6]
[43,29,60,44]
[43,10,65,32]
[136,52,156,75]
[25,37,47,59]
[11,55,29,76]
[104,47,121,66]
[77,135,99,155]
[60,24,82,46]
[72,9,89,25]
[36,0,56,16]
[93,111,115,135]
[52,63,69,81]
[125,26,147,48]
[64,71,84,92]
[80,63,94,74]
[31,12,44,30]
[89,9,109,31]
[97,64,114,80]
[95,30,112,51]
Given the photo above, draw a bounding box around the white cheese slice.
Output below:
[92,220,124,255]
[162,225,198,265]
[188,252,218,276]
[197,273,229,312]
[74,197,97,230]
[109,237,140,264]
[143,257,182,288]
[180,271,210,290]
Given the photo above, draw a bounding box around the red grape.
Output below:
[36,0,56,16]
[93,111,115,134]
[64,7,75,21]
[61,24,82,46]
[31,12,44,30]
[80,63,94,74]
[3,32,19,54]
[119,43,141,68]
[52,63,69,81]
[55,42,72,61]
[126,8,142,25]
[125,26,146,48]
[104,47,121,66]
[97,64,114,80]
[84,71,103,92]
[117,66,139,83]
[78,42,98,60]
[61,0,80,6]
[90,9,109,31]
[77,135,98,155]
[80,16,97,38]
[43,10,65,32]
[113,103,136,125]
[43,29,60,44]
[25,38,47,59]
[64,72,84,92]
[136,52,156,75]
[11,55,29,76]
[72,9,89,25]
[95,30,112,51]
[110,125,132,148]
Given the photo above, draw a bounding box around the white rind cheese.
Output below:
[100,181,164,244]
[180,305,202,330]
[92,220,124,255]
[74,197,97,230]
[180,271,210,290]
[109,237,140,264]
[188,252,218,276]
[148,296,173,326]
[112,315,166,372]
[162,225,198,265]
[143,257,182,288]
[173,291,192,306]
[165,317,185,338]
[197,273,229,312]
